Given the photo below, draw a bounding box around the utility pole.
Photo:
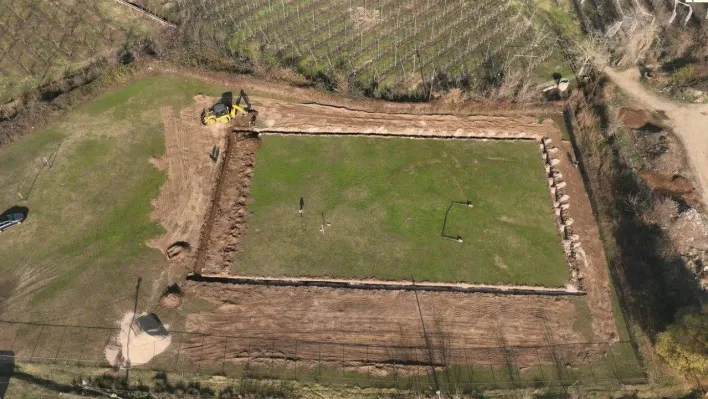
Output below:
[125,277,141,385]
[412,276,440,392]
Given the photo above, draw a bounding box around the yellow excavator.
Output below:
[201,89,258,126]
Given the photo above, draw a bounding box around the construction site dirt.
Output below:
[148,66,619,375]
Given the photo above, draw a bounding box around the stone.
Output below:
[559,194,570,203]
[548,147,559,154]
[564,218,574,226]
[550,158,561,166]
[561,203,570,210]
[556,181,567,189]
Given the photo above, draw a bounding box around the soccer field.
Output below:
[234,135,568,286]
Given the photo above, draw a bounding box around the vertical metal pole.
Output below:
[197,333,206,373]
[78,328,90,364]
[487,349,497,388]
[29,325,44,361]
[294,340,298,381]
[222,336,228,374]
[606,342,622,383]
[175,332,183,375]
[54,326,68,363]
[317,343,322,382]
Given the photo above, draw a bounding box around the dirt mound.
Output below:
[159,284,183,308]
[166,241,191,261]
[639,171,700,207]
[618,107,658,129]
[159,292,182,308]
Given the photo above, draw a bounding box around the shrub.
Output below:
[669,65,697,88]
[655,305,708,379]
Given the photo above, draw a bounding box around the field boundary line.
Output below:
[186,273,585,296]
[249,129,540,141]
[113,0,176,28]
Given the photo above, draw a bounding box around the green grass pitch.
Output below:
[235,135,569,286]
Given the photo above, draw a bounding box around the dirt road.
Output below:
[604,67,708,207]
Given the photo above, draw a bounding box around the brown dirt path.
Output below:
[544,127,619,342]
[605,67,708,207]
[146,102,227,277]
[255,100,550,139]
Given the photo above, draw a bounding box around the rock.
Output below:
[564,218,574,226]
[559,194,570,203]
[561,203,570,210]
[549,147,559,154]
[550,158,561,166]
[556,181,567,189]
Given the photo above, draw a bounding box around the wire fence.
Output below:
[0,319,648,392]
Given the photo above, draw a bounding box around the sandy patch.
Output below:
[105,312,172,367]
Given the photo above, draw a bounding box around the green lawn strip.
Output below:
[0,75,222,326]
[236,136,567,286]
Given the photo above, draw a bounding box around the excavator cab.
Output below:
[212,103,229,117]
[201,90,257,126]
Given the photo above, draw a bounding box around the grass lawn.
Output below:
[235,136,568,286]
[0,74,220,327]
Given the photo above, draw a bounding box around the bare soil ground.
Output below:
[543,125,619,343]
[146,99,228,278]
[255,100,550,139]
[144,65,617,372]
[198,134,260,275]
[606,67,708,207]
[182,281,598,370]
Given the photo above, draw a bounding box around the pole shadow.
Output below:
[440,200,473,242]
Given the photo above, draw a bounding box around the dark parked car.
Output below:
[0,213,24,232]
